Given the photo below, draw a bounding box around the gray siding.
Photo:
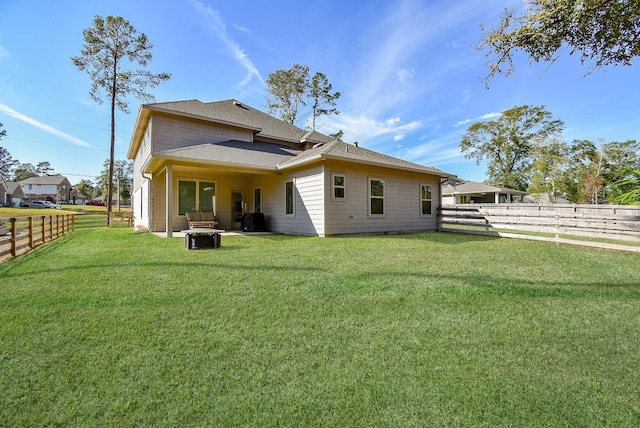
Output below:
[257,165,324,236]
[151,115,252,153]
[323,161,440,235]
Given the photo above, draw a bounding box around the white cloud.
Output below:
[192,1,264,87]
[454,118,472,127]
[330,113,421,145]
[403,132,465,166]
[455,111,502,127]
[480,112,501,120]
[0,102,92,148]
[396,68,414,84]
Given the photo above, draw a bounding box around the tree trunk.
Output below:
[107,64,117,227]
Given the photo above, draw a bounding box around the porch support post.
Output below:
[495,192,500,203]
[166,165,173,238]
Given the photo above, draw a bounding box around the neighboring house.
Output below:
[0,178,7,206]
[127,99,450,236]
[442,177,528,204]
[0,178,25,206]
[6,181,26,206]
[19,175,78,204]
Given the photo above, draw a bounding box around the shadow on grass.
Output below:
[346,270,640,299]
[4,256,638,300]
[3,230,638,301]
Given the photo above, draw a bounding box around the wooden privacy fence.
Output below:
[0,214,75,262]
[439,204,640,250]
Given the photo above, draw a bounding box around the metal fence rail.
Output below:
[0,214,76,262]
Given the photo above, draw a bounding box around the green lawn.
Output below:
[1,221,639,426]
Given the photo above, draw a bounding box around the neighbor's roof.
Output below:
[6,182,25,195]
[19,175,69,185]
[128,99,333,158]
[442,180,528,195]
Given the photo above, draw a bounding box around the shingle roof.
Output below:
[442,180,527,195]
[18,175,68,185]
[6,182,24,194]
[157,140,298,170]
[145,99,334,145]
[132,99,452,177]
[279,140,448,175]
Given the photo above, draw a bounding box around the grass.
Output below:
[1,223,639,426]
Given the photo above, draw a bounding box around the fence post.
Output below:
[555,214,559,239]
[29,216,34,249]
[48,215,53,242]
[72,214,75,232]
[10,218,16,257]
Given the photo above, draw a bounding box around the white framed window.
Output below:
[368,177,385,216]
[332,173,346,200]
[285,180,295,216]
[254,187,262,213]
[420,183,432,216]
[178,180,216,215]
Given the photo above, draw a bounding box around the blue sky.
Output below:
[1,0,638,185]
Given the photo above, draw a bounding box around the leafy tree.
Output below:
[75,179,99,199]
[72,15,170,225]
[266,64,341,129]
[460,105,564,191]
[0,125,16,180]
[528,137,569,202]
[309,72,340,131]
[582,172,605,204]
[601,140,640,201]
[615,170,640,205]
[329,130,344,141]
[266,64,310,125]
[479,1,640,84]
[14,163,38,181]
[0,147,18,180]
[97,159,133,205]
[36,161,54,176]
[559,139,599,203]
